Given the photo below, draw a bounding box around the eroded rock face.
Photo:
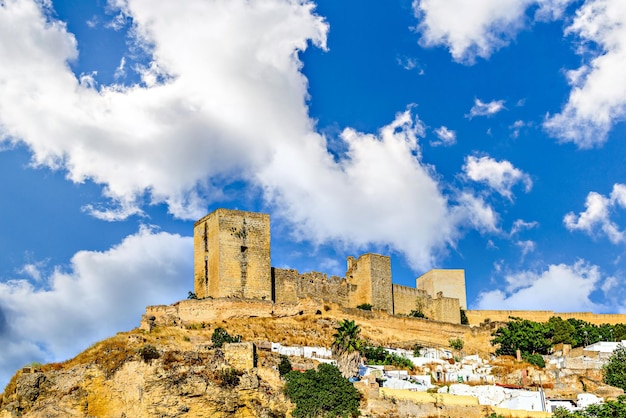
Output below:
[0,343,290,418]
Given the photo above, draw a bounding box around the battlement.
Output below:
[193,209,467,323]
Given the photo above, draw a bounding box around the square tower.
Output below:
[346,253,393,312]
[194,209,271,300]
[416,269,467,309]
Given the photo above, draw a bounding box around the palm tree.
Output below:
[332,319,362,355]
[333,319,363,379]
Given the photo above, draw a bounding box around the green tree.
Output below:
[278,355,292,377]
[491,318,551,356]
[603,344,626,391]
[547,316,576,346]
[285,363,360,418]
[332,319,362,355]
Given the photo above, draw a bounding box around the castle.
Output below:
[193,208,468,324]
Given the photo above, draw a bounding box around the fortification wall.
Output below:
[194,209,271,300]
[392,284,424,315]
[465,310,626,326]
[272,268,349,306]
[145,298,324,326]
[431,296,461,324]
[346,255,372,309]
[369,254,393,313]
[416,269,467,309]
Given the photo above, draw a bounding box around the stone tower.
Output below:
[416,269,467,309]
[346,253,393,312]
[193,209,271,300]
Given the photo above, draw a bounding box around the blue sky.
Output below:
[1,0,626,387]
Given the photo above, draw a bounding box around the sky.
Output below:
[1,0,626,388]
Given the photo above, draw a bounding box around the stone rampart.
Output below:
[392,284,424,315]
[466,310,626,326]
[272,268,349,306]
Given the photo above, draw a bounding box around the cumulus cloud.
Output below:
[431,126,457,147]
[413,0,573,63]
[467,98,506,118]
[0,227,192,388]
[476,260,603,311]
[0,0,329,220]
[463,155,532,199]
[0,0,505,272]
[564,184,626,243]
[544,0,626,148]
[260,109,472,270]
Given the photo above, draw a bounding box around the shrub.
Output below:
[363,345,414,369]
[211,327,241,348]
[187,291,198,300]
[217,368,241,388]
[449,338,464,351]
[412,343,423,357]
[138,344,160,363]
[409,310,426,319]
[278,355,292,377]
[522,352,545,368]
[285,363,360,418]
[356,303,372,311]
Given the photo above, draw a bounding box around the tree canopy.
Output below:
[285,363,361,418]
[603,344,626,391]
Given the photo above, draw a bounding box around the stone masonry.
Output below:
[193,208,466,323]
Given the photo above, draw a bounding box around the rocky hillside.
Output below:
[1,298,620,417]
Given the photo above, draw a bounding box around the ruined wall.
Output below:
[416,269,467,309]
[392,284,425,316]
[272,268,349,306]
[224,342,256,370]
[194,209,271,300]
[346,254,393,312]
[465,310,626,326]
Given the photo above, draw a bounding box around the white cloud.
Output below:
[463,155,532,199]
[260,109,464,270]
[544,0,626,148]
[467,98,506,118]
[564,184,626,243]
[475,260,603,311]
[453,192,500,233]
[412,0,573,63]
[431,126,457,147]
[516,240,536,257]
[509,120,528,138]
[510,219,538,235]
[0,0,329,220]
[0,0,505,274]
[0,227,192,388]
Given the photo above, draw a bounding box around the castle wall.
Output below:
[346,254,393,312]
[392,284,425,316]
[431,296,461,324]
[194,209,271,300]
[272,268,349,306]
[465,310,626,326]
[416,269,467,309]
